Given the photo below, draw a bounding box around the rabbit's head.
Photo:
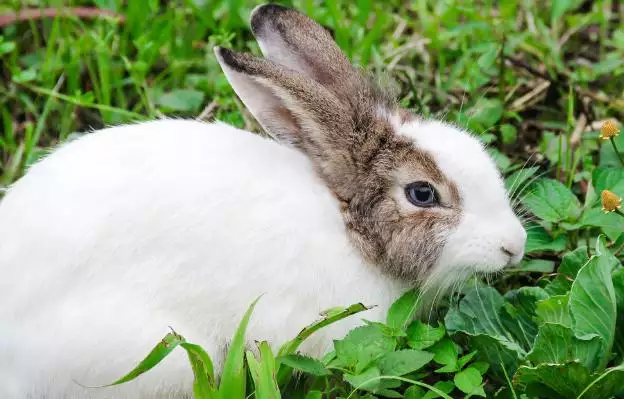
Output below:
[215,4,526,290]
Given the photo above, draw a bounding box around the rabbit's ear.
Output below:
[249,4,358,95]
[215,46,349,152]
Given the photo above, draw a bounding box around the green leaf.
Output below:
[454,367,485,396]
[551,0,574,21]
[430,338,459,372]
[246,342,280,399]
[500,124,518,145]
[218,296,262,399]
[277,354,330,377]
[569,238,617,370]
[376,349,434,376]
[98,331,185,386]
[344,366,381,392]
[599,132,624,168]
[521,179,581,222]
[536,294,572,326]
[524,224,568,254]
[386,289,420,329]
[514,362,592,399]
[406,321,445,350]
[527,323,603,372]
[156,89,205,112]
[421,381,455,399]
[517,259,556,272]
[505,166,539,195]
[180,342,217,398]
[334,324,396,373]
[467,98,503,129]
[578,364,624,399]
[592,168,624,199]
[304,391,322,399]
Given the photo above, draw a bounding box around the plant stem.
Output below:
[610,137,624,167]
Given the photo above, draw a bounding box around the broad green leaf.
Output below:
[156,89,205,112]
[551,0,574,21]
[454,367,485,397]
[457,350,477,369]
[569,238,617,370]
[277,354,330,377]
[386,289,420,329]
[180,342,216,398]
[578,363,624,399]
[376,349,434,376]
[599,132,624,168]
[334,324,396,373]
[430,338,459,372]
[576,208,624,240]
[514,362,592,399]
[99,331,185,386]
[467,98,503,129]
[521,179,581,222]
[613,268,624,309]
[592,168,624,198]
[502,287,548,348]
[559,246,590,277]
[524,224,568,254]
[404,385,425,399]
[218,296,262,399]
[343,366,381,392]
[527,323,603,372]
[517,259,556,272]
[406,321,445,350]
[535,294,571,326]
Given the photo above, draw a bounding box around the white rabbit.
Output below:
[0,4,526,398]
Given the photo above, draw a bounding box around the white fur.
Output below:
[0,120,408,398]
[399,119,527,281]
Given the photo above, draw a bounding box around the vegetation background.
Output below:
[1,1,623,398]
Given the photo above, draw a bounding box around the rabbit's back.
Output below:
[0,119,403,398]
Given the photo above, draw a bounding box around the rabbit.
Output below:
[0,3,526,398]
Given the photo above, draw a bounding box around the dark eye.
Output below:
[405,181,438,207]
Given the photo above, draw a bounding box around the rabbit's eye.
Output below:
[405,181,438,207]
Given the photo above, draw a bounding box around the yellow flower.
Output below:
[600,120,620,140]
[601,190,622,213]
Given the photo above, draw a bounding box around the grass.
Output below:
[1,0,624,398]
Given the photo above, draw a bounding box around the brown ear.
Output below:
[215,47,364,196]
[249,4,361,99]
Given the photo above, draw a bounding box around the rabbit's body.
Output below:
[0,119,405,397]
[0,4,527,398]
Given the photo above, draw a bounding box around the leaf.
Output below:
[422,381,455,399]
[376,349,434,376]
[218,296,262,399]
[430,338,459,372]
[599,131,624,168]
[535,294,572,326]
[445,287,526,379]
[344,366,381,392]
[467,98,503,129]
[514,362,592,399]
[98,331,185,386]
[569,237,617,370]
[406,321,445,350]
[592,168,624,199]
[579,363,624,399]
[156,89,205,112]
[246,342,280,399]
[521,178,581,222]
[386,289,420,329]
[304,392,323,399]
[277,354,330,377]
[517,259,556,272]
[551,0,574,21]
[334,324,396,373]
[180,342,217,398]
[500,124,518,145]
[527,323,603,372]
[505,166,539,195]
[524,224,568,254]
[502,287,548,348]
[454,367,485,396]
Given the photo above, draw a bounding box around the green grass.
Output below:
[1,0,624,398]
